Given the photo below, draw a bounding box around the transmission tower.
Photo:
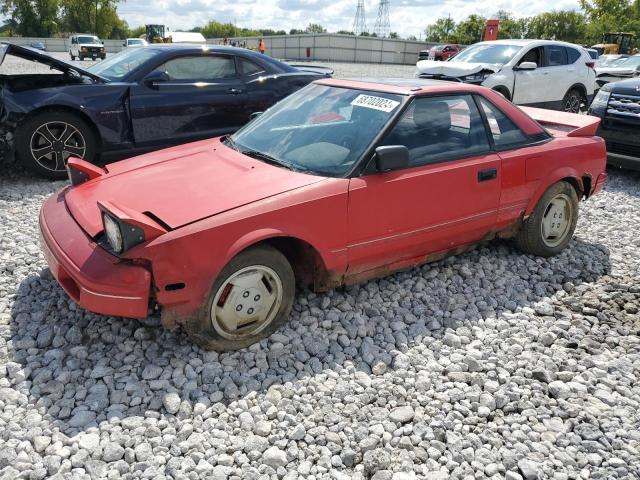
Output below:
[373,0,391,38]
[352,0,367,35]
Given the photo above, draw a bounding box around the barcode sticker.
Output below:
[351,94,400,112]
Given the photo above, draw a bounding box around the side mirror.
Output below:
[374,145,409,172]
[143,70,170,88]
[249,111,263,120]
[516,61,537,71]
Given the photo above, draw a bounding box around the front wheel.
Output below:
[516,181,579,257]
[184,245,295,351]
[15,110,97,180]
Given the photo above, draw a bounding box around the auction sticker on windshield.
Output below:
[351,94,400,112]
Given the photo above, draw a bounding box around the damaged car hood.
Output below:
[0,42,107,82]
[64,137,326,237]
[416,60,500,77]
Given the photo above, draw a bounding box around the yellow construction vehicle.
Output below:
[144,25,172,44]
[591,32,635,55]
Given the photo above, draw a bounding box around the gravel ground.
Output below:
[0,57,639,480]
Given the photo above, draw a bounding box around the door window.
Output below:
[518,47,543,67]
[159,55,237,81]
[478,98,528,148]
[545,45,568,66]
[379,95,490,167]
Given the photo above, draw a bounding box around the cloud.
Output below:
[118,0,583,38]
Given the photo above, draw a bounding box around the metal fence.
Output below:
[2,33,435,64]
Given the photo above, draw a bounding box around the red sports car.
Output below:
[39,78,607,350]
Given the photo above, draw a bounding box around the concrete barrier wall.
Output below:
[2,34,436,64]
[211,34,437,64]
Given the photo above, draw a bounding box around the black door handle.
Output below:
[478,168,498,182]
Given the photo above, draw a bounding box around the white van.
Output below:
[69,34,106,61]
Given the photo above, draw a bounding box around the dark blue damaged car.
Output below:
[0,42,332,179]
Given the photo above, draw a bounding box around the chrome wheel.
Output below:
[30,121,86,172]
[564,93,582,113]
[211,265,283,340]
[541,193,573,247]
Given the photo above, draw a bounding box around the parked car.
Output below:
[69,34,105,61]
[595,54,640,87]
[416,39,597,112]
[428,44,463,61]
[588,78,640,170]
[0,42,332,179]
[124,38,148,48]
[595,54,629,67]
[29,41,46,51]
[39,78,607,350]
[586,48,599,60]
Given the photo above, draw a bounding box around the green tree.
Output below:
[526,10,586,43]
[289,28,305,34]
[306,23,326,33]
[454,14,486,44]
[128,25,145,38]
[1,0,61,36]
[389,31,399,38]
[424,16,456,42]
[59,0,127,38]
[493,11,528,39]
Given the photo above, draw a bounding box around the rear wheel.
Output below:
[516,181,579,257]
[16,110,97,180]
[184,245,295,351]
[562,88,584,113]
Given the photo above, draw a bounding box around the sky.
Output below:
[118,0,583,39]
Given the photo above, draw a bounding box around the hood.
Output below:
[0,42,107,82]
[416,60,499,77]
[596,67,638,79]
[606,78,640,96]
[64,138,326,237]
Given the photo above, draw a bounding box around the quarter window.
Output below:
[379,95,490,167]
[240,58,266,76]
[545,45,568,66]
[567,47,581,64]
[478,98,528,148]
[159,55,237,81]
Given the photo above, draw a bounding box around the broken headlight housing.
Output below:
[461,72,492,84]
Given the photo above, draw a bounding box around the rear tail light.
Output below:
[586,61,595,70]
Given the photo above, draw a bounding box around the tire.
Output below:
[15,110,97,180]
[562,88,584,113]
[184,245,295,351]
[516,181,579,257]
[493,87,511,101]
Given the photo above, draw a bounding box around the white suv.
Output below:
[69,34,105,61]
[416,39,597,112]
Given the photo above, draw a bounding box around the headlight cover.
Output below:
[103,213,124,253]
[461,72,491,84]
[588,89,611,117]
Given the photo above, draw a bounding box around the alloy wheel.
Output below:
[540,193,573,247]
[564,94,582,113]
[29,121,86,172]
[211,265,284,340]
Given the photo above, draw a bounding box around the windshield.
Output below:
[88,47,161,80]
[128,39,144,45]
[78,36,100,44]
[230,84,404,176]
[451,43,522,65]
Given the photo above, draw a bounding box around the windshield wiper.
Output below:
[241,150,297,171]
[223,136,240,152]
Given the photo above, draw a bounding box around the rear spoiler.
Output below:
[520,106,601,137]
[288,64,334,76]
